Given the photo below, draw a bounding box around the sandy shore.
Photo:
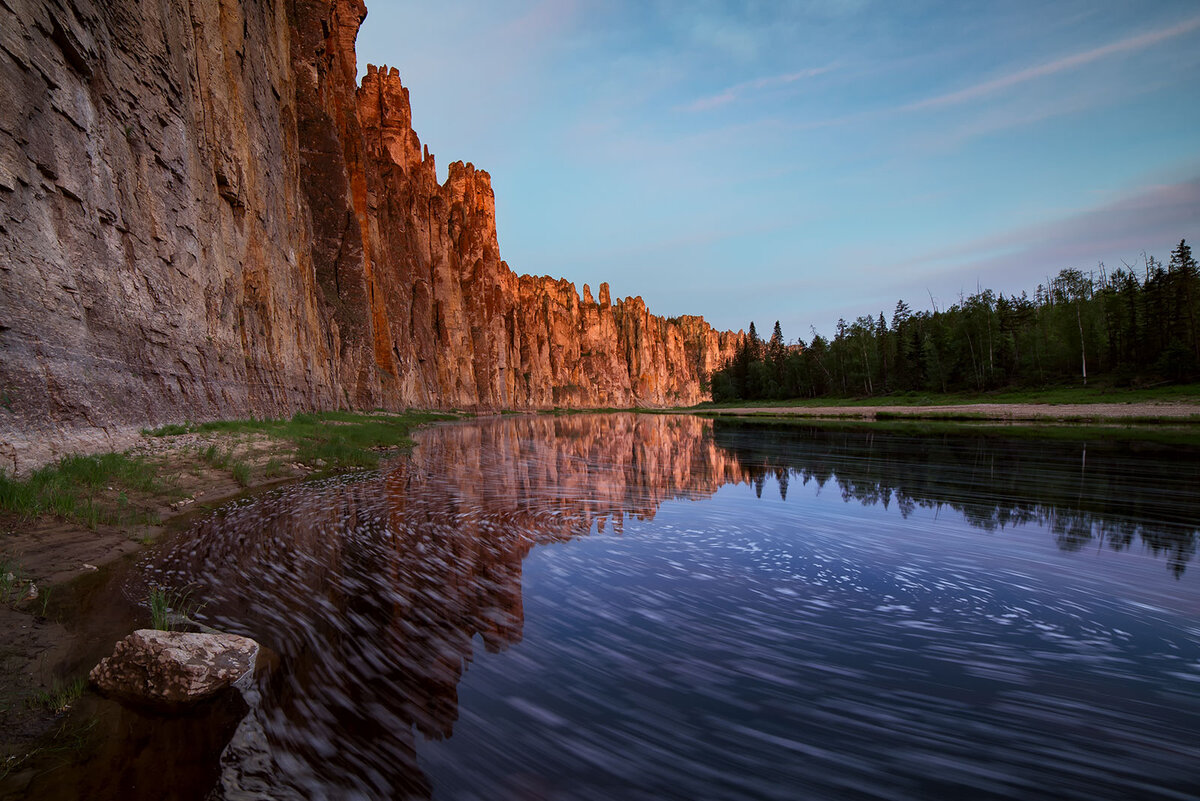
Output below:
[698,401,1200,421]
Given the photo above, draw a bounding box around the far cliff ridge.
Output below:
[0,0,740,472]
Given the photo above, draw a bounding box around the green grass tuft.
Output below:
[230,461,251,486]
[143,422,193,436]
[0,452,161,526]
[260,457,287,478]
[31,677,86,715]
[148,586,203,631]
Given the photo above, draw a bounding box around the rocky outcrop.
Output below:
[90,629,259,708]
[0,0,740,471]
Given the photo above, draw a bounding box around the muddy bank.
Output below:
[0,430,337,778]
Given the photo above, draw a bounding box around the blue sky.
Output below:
[356,1,1200,340]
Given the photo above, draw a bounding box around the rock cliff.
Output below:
[0,0,741,471]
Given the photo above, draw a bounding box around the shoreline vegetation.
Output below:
[693,381,1200,409]
[680,383,1200,443]
[1,410,458,533]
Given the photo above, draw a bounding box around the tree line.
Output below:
[711,239,1200,401]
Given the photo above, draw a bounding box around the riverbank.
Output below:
[688,383,1200,420]
[0,411,456,775]
[693,400,1200,423]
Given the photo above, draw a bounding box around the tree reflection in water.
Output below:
[710,420,1199,578]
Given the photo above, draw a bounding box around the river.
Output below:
[23,414,1200,799]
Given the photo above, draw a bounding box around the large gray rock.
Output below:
[90,629,259,708]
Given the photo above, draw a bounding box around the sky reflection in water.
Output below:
[153,415,1199,800]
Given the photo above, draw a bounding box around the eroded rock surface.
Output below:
[90,629,259,708]
[0,0,741,472]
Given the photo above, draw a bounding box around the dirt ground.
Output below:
[701,401,1200,420]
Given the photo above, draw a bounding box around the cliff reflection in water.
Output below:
[150,414,1198,799]
[157,414,744,798]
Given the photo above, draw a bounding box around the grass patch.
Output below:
[1,717,101,781]
[0,452,162,527]
[148,586,202,631]
[199,444,229,469]
[31,677,86,715]
[148,411,456,472]
[36,586,51,617]
[260,457,287,479]
[142,422,191,437]
[195,444,252,485]
[4,411,455,539]
[230,461,251,486]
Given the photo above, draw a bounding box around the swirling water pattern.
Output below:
[143,415,1198,800]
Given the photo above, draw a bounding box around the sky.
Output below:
[355,1,1200,340]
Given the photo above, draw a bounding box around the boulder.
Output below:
[90,630,259,709]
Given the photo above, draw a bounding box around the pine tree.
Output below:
[768,321,785,362]
[1169,239,1197,277]
[1168,239,1200,362]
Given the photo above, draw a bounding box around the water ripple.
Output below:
[132,415,1200,800]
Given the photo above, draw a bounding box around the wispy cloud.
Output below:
[890,177,1200,295]
[908,75,1162,154]
[681,66,833,112]
[903,15,1200,111]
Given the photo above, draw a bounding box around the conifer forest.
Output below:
[710,240,1200,401]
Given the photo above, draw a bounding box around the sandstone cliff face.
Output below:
[0,0,741,471]
[0,0,339,468]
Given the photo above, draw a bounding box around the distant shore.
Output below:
[692,400,1200,423]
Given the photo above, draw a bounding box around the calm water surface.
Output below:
[122,416,1200,798]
